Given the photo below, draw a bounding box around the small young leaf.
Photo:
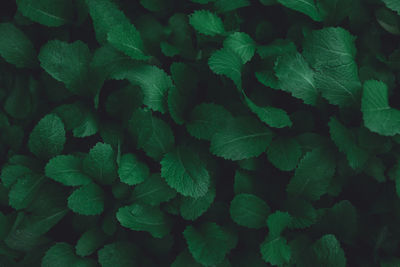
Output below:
[0,23,36,68]
[68,183,105,216]
[183,222,237,266]
[17,0,74,27]
[189,10,225,36]
[116,203,171,238]
[28,114,66,159]
[210,117,274,160]
[161,146,210,198]
[223,32,256,63]
[230,193,271,229]
[45,155,92,186]
[118,153,149,186]
[83,142,117,185]
[260,236,291,266]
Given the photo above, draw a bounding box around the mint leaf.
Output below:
[45,155,92,186]
[210,117,274,160]
[209,48,243,89]
[161,146,210,198]
[116,203,171,238]
[189,10,225,36]
[83,142,117,185]
[131,173,177,206]
[223,32,256,63]
[230,193,271,229]
[28,114,66,159]
[68,183,105,215]
[118,153,149,186]
[277,0,322,21]
[17,0,74,27]
[129,109,175,159]
[186,103,234,141]
[183,222,237,266]
[274,52,318,106]
[0,23,36,68]
[361,80,400,136]
[267,137,302,171]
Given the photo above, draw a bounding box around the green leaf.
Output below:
[1,164,32,188]
[257,39,296,59]
[244,95,292,128]
[274,52,318,106]
[4,75,33,119]
[267,137,302,171]
[328,117,369,169]
[172,251,203,267]
[161,146,210,198]
[382,0,400,15]
[260,236,291,266]
[312,235,346,267]
[42,243,81,267]
[230,193,271,229]
[223,32,256,63]
[186,103,234,140]
[39,40,92,95]
[277,0,322,21]
[113,65,173,113]
[183,222,237,266]
[302,27,361,107]
[317,0,353,24]
[45,155,92,186]
[68,183,105,216]
[131,173,177,206]
[267,211,292,237]
[209,48,243,89]
[83,142,117,185]
[361,80,400,136]
[189,10,225,36]
[118,153,149,186]
[76,228,107,257]
[210,116,274,160]
[180,186,216,220]
[0,23,36,68]
[214,0,250,12]
[129,109,175,159]
[285,197,317,229]
[28,114,66,159]
[116,203,171,238]
[287,148,336,200]
[9,174,45,210]
[16,0,74,27]
[98,242,139,267]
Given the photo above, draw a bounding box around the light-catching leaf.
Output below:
[209,48,243,89]
[210,116,274,160]
[45,155,92,186]
[230,193,271,228]
[17,0,74,27]
[118,153,149,186]
[382,0,400,15]
[223,32,256,63]
[28,114,66,159]
[83,142,117,185]
[361,80,400,136]
[277,0,322,21]
[260,236,291,266]
[180,186,216,220]
[161,146,210,198]
[116,203,171,238]
[312,235,347,267]
[189,10,225,36]
[183,222,237,266]
[0,23,36,68]
[67,183,105,216]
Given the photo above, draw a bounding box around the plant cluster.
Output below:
[1,0,400,266]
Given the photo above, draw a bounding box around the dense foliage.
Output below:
[1,0,400,266]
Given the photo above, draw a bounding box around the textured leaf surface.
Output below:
[312,235,346,267]
[118,153,149,185]
[180,186,216,220]
[83,142,117,185]
[267,137,302,171]
[98,242,139,267]
[210,117,274,160]
[382,0,400,14]
[209,48,243,89]
[0,23,36,68]
[223,32,256,63]
[68,183,105,215]
[28,114,66,159]
[183,222,237,266]
[45,155,92,186]
[116,203,171,238]
[161,146,210,198]
[277,0,322,21]
[76,228,107,257]
[361,80,400,136]
[260,236,291,266]
[230,193,271,228]
[9,174,45,210]
[189,10,225,36]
